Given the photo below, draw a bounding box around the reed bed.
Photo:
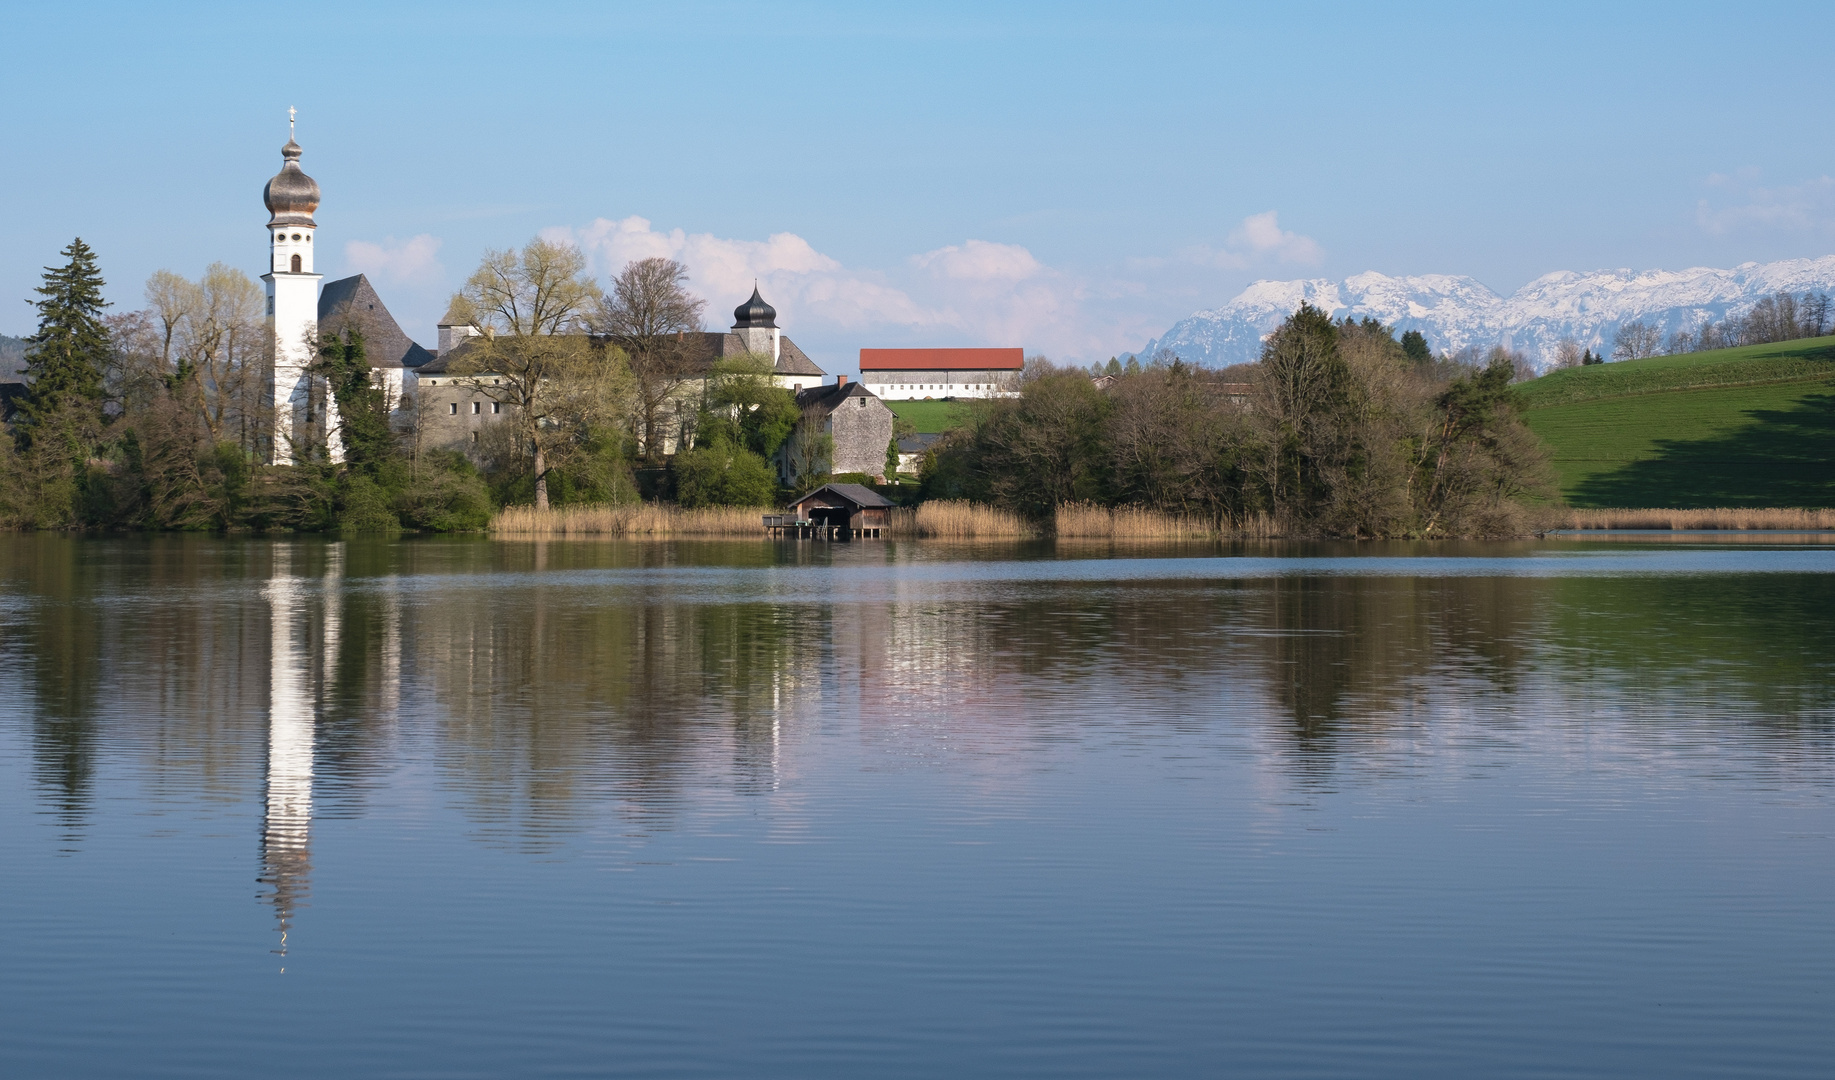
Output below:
[1564,507,1835,531]
[900,500,1037,539]
[1054,502,1216,539]
[491,503,772,537]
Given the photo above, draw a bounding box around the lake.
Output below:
[1,535,1831,1078]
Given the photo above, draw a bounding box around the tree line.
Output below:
[1600,290,1834,362]
[0,238,837,531]
[922,304,1554,537]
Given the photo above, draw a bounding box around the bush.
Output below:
[336,474,401,534]
[674,445,779,507]
[396,461,492,532]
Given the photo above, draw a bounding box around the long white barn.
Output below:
[859,348,1023,400]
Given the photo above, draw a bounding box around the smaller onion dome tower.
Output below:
[261,110,337,464]
[731,284,780,362]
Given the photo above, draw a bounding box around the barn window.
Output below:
[449,402,458,414]
[472,401,481,414]
[492,401,501,414]
[290,254,301,272]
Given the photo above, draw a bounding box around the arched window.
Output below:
[290,254,301,273]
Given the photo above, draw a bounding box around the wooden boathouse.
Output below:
[764,483,895,539]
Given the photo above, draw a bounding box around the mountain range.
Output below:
[1135,256,1835,369]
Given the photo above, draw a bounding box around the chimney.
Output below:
[837,374,849,387]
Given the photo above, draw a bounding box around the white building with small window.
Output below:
[858,348,1023,400]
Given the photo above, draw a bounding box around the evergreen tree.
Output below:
[20,239,110,429]
[1401,329,1432,364]
[1104,357,1122,377]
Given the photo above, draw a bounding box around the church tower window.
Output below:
[291,254,301,272]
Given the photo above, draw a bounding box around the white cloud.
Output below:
[543,213,1315,364]
[1163,211,1325,271]
[552,216,1106,355]
[1696,172,1835,236]
[912,239,1042,282]
[343,234,444,286]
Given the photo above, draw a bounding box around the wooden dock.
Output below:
[762,514,885,540]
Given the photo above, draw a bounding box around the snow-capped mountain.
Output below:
[1137,256,1835,368]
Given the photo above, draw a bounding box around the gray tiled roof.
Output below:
[793,380,879,412]
[775,336,826,376]
[318,275,434,369]
[790,482,895,509]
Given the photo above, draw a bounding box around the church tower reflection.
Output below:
[258,544,340,962]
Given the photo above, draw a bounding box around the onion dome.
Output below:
[263,139,320,227]
[732,285,777,328]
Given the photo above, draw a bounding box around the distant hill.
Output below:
[1517,339,1835,508]
[1138,256,1835,369]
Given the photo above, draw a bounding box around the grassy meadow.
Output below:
[886,399,973,434]
[1518,338,1835,508]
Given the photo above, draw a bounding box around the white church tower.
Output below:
[261,111,340,464]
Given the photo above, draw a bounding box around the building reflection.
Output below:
[257,544,343,962]
[4,536,1833,872]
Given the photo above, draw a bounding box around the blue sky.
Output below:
[4,1,1833,368]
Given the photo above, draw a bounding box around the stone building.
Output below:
[784,377,895,480]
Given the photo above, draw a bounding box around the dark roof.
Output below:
[647,330,827,378]
[264,138,320,227]
[775,336,825,376]
[732,286,777,329]
[794,380,881,411]
[318,275,434,369]
[789,483,895,510]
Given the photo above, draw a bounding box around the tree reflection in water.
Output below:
[1,537,1832,888]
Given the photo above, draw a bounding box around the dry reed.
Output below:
[1054,502,1216,539]
[903,500,1036,539]
[491,503,772,537]
[1564,507,1835,531]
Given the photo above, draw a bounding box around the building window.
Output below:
[492,401,501,414]
[471,431,479,444]
[291,233,301,241]
[449,402,458,414]
[290,254,301,272]
[472,401,481,414]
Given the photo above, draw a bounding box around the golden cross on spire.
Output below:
[288,106,296,136]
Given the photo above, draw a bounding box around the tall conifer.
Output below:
[21,239,111,426]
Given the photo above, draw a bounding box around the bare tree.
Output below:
[593,258,706,463]
[144,269,196,375]
[446,239,622,510]
[1611,320,1663,360]
[1551,338,1585,369]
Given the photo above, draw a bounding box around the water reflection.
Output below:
[2,538,1832,886]
[260,546,318,956]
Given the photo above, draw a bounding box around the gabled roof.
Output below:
[318,275,434,369]
[794,380,881,411]
[775,336,826,376]
[859,347,1024,371]
[789,482,895,509]
[654,331,827,378]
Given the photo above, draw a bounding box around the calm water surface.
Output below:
[1,536,1832,1078]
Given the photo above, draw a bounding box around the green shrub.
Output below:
[336,474,401,534]
[675,445,779,507]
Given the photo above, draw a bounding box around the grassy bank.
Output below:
[1518,338,1835,508]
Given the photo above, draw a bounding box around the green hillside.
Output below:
[1518,338,1835,507]
[887,399,973,434]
